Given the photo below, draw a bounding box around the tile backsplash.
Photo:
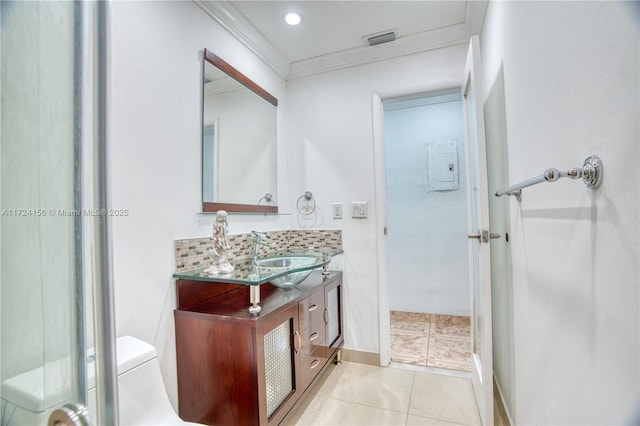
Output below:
[174,229,342,271]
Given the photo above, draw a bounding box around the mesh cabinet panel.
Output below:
[264,319,294,419]
[327,287,339,345]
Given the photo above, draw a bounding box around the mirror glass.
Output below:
[202,49,278,213]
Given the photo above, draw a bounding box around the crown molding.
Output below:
[287,1,487,80]
[194,0,290,79]
[194,0,487,81]
[288,23,472,80]
[465,0,488,36]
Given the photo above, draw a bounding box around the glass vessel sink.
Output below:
[255,255,322,288]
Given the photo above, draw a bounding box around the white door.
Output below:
[462,35,494,426]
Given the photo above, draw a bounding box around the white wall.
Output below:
[481,1,639,424]
[109,0,289,408]
[286,44,468,354]
[384,98,470,316]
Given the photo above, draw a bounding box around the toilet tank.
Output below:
[86,336,158,392]
[0,336,178,426]
[93,336,193,425]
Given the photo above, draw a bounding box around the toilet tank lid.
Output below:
[114,336,157,376]
[85,336,157,378]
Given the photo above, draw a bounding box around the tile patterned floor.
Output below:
[390,311,472,372]
[286,361,481,426]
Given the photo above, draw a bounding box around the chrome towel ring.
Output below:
[296,191,316,215]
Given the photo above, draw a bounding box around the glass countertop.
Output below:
[173,250,343,285]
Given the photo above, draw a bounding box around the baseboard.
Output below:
[493,376,513,426]
[341,348,380,366]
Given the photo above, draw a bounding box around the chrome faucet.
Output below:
[251,230,270,263]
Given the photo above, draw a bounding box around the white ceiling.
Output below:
[197,1,487,79]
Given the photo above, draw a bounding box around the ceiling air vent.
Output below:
[363,29,398,47]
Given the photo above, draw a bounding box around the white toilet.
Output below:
[1,336,199,425]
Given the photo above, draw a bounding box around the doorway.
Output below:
[379,89,471,372]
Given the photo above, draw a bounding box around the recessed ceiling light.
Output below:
[284,12,302,26]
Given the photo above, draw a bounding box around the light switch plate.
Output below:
[332,203,343,219]
[351,201,367,218]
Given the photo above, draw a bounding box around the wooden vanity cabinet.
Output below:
[174,271,343,426]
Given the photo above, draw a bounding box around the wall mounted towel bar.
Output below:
[495,155,602,201]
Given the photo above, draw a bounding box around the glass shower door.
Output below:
[1,2,114,424]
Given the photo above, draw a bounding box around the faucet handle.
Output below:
[251,230,272,247]
[251,230,268,240]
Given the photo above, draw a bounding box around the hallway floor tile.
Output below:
[390,311,472,372]
[287,361,481,426]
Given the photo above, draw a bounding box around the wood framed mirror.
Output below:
[202,49,278,213]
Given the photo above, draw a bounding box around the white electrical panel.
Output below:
[351,201,367,218]
[427,141,459,191]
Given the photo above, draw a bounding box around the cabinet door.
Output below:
[256,304,301,425]
[324,277,344,352]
